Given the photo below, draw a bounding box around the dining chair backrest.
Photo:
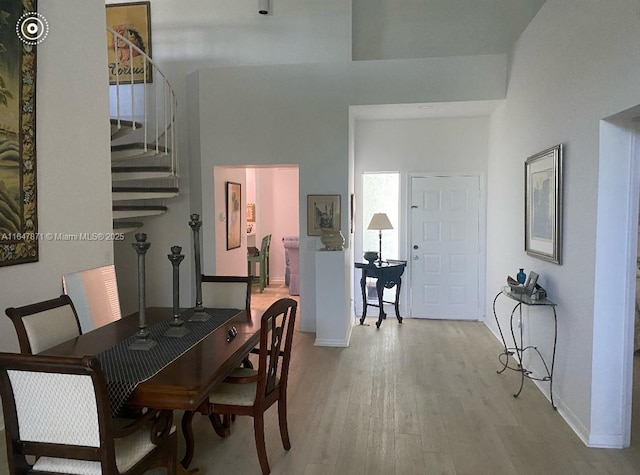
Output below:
[0,351,177,475]
[62,264,122,333]
[256,297,297,402]
[5,295,82,354]
[201,275,252,312]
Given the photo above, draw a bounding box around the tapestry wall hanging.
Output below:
[0,0,39,266]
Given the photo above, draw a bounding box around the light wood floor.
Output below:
[3,283,640,474]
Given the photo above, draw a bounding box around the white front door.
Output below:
[409,175,480,319]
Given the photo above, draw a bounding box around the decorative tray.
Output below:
[507,276,526,294]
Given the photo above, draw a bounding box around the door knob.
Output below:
[413,256,419,261]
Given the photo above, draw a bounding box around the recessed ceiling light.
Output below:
[418,105,433,109]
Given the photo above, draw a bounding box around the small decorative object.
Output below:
[524,271,539,296]
[226,182,241,250]
[364,251,378,264]
[507,276,526,294]
[320,229,345,251]
[188,214,210,321]
[164,246,189,338]
[516,268,526,284]
[367,213,393,264]
[307,194,341,236]
[525,144,563,265]
[129,233,156,350]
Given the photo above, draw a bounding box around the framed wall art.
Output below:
[525,144,563,264]
[226,182,241,250]
[307,194,341,236]
[0,0,39,266]
[106,1,152,84]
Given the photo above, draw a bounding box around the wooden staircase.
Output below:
[108,28,178,234]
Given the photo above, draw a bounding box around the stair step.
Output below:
[110,118,142,139]
[113,205,168,219]
[111,143,169,161]
[111,166,174,181]
[113,221,144,234]
[112,187,179,201]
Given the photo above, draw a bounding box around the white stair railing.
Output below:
[107,27,178,179]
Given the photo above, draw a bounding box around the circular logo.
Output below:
[16,12,49,45]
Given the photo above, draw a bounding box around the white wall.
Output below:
[188,56,506,331]
[0,0,112,351]
[485,0,640,446]
[352,0,545,60]
[353,116,491,316]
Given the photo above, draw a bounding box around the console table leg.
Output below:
[359,272,367,324]
[394,279,403,323]
[375,279,386,329]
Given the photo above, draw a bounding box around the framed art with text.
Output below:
[106,1,152,84]
[525,144,563,264]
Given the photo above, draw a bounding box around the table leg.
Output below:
[180,411,196,469]
[359,271,367,324]
[375,279,386,329]
[394,278,403,323]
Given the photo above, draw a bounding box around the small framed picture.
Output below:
[307,194,341,236]
[525,144,563,264]
[226,182,241,250]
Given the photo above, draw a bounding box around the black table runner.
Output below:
[97,308,240,416]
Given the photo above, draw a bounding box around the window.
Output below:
[362,173,400,261]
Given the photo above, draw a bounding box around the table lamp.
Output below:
[367,213,393,264]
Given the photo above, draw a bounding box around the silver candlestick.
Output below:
[164,246,190,337]
[129,233,157,351]
[188,213,210,321]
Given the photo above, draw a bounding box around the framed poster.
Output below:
[226,182,241,250]
[106,1,152,84]
[307,194,341,236]
[0,0,39,266]
[525,144,563,264]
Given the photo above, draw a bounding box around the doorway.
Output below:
[409,175,481,320]
[214,165,300,296]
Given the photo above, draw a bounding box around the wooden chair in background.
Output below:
[247,234,271,293]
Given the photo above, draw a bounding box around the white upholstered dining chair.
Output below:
[5,295,82,354]
[0,352,177,475]
[200,275,252,312]
[62,264,122,333]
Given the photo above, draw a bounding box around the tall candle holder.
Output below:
[129,233,157,351]
[188,213,211,321]
[164,246,190,337]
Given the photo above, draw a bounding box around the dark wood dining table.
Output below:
[42,306,261,471]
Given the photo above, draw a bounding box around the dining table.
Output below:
[42,306,262,473]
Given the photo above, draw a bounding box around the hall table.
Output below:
[492,287,557,409]
[355,260,407,328]
[42,306,261,471]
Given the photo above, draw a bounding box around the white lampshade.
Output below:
[367,213,393,231]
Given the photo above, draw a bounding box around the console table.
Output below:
[493,286,557,409]
[355,260,407,328]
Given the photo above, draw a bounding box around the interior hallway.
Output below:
[3,283,640,474]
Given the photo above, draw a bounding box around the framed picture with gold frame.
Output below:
[0,0,39,266]
[106,1,152,84]
[226,182,241,250]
